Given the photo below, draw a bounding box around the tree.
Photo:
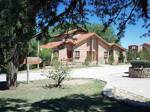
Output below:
[86,24,119,43]
[40,49,52,67]
[0,0,149,89]
[93,0,150,40]
[139,50,150,60]
[127,50,150,61]
[0,0,87,89]
[127,51,139,62]
[28,39,38,57]
[0,0,35,89]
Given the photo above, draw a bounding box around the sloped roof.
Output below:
[143,43,150,46]
[73,33,110,47]
[54,28,87,38]
[40,41,63,49]
[109,43,126,51]
[40,29,126,51]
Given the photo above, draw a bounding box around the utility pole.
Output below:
[37,40,40,69]
[27,63,29,84]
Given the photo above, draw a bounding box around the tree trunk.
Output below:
[6,61,18,90]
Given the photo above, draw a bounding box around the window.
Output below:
[104,51,108,58]
[75,51,80,59]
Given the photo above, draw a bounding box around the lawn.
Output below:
[0,79,148,112]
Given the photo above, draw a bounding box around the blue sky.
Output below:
[87,14,150,49]
[57,2,150,49]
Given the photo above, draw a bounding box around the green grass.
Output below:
[0,79,149,112]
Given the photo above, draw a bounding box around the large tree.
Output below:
[86,24,118,43]
[93,0,150,40]
[0,0,149,89]
[0,0,87,89]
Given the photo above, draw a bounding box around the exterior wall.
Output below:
[113,48,120,64]
[138,45,143,52]
[58,47,67,61]
[112,46,126,64]
[66,43,73,51]
[98,40,109,64]
[123,51,127,63]
[73,36,98,63]
[73,39,91,63]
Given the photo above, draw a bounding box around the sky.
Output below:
[87,14,150,49]
[57,2,150,49]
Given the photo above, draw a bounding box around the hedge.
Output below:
[130,60,150,68]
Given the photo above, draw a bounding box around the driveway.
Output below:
[0,64,150,99]
[70,65,150,99]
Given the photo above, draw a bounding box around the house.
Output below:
[40,28,126,64]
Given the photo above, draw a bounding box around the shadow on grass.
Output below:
[0,82,7,90]
[0,98,29,112]
[0,81,20,90]
[30,94,149,112]
[124,72,129,74]
[0,94,149,112]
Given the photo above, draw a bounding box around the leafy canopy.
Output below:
[86,24,118,43]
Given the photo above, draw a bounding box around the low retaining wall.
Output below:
[129,67,150,78]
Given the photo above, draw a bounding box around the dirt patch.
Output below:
[63,79,91,85]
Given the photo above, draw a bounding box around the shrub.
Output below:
[139,51,150,60]
[119,53,125,63]
[51,53,59,66]
[83,55,91,66]
[40,49,52,66]
[130,60,150,68]
[109,54,114,65]
[47,60,70,87]
[127,50,150,62]
[127,51,139,62]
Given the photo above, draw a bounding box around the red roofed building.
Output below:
[40,29,126,64]
[128,43,150,53]
[142,43,150,51]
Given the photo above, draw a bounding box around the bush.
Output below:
[83,55,91,66]
[127,50,150,62]
[40,49,52,66]
[119,53,125,63]
[51,53,59,65]
[47,60,70,87]
[127,51,139,62]
[109,54,114,65]
[130,60,150,68]
[139,51,150,60]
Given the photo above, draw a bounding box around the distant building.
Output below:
[128,45,138,53]
[142,43,150,51]
[128,43,150,53]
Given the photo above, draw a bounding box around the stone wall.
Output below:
[129,67,150,78]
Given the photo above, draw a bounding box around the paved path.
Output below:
[0,65,150,99]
